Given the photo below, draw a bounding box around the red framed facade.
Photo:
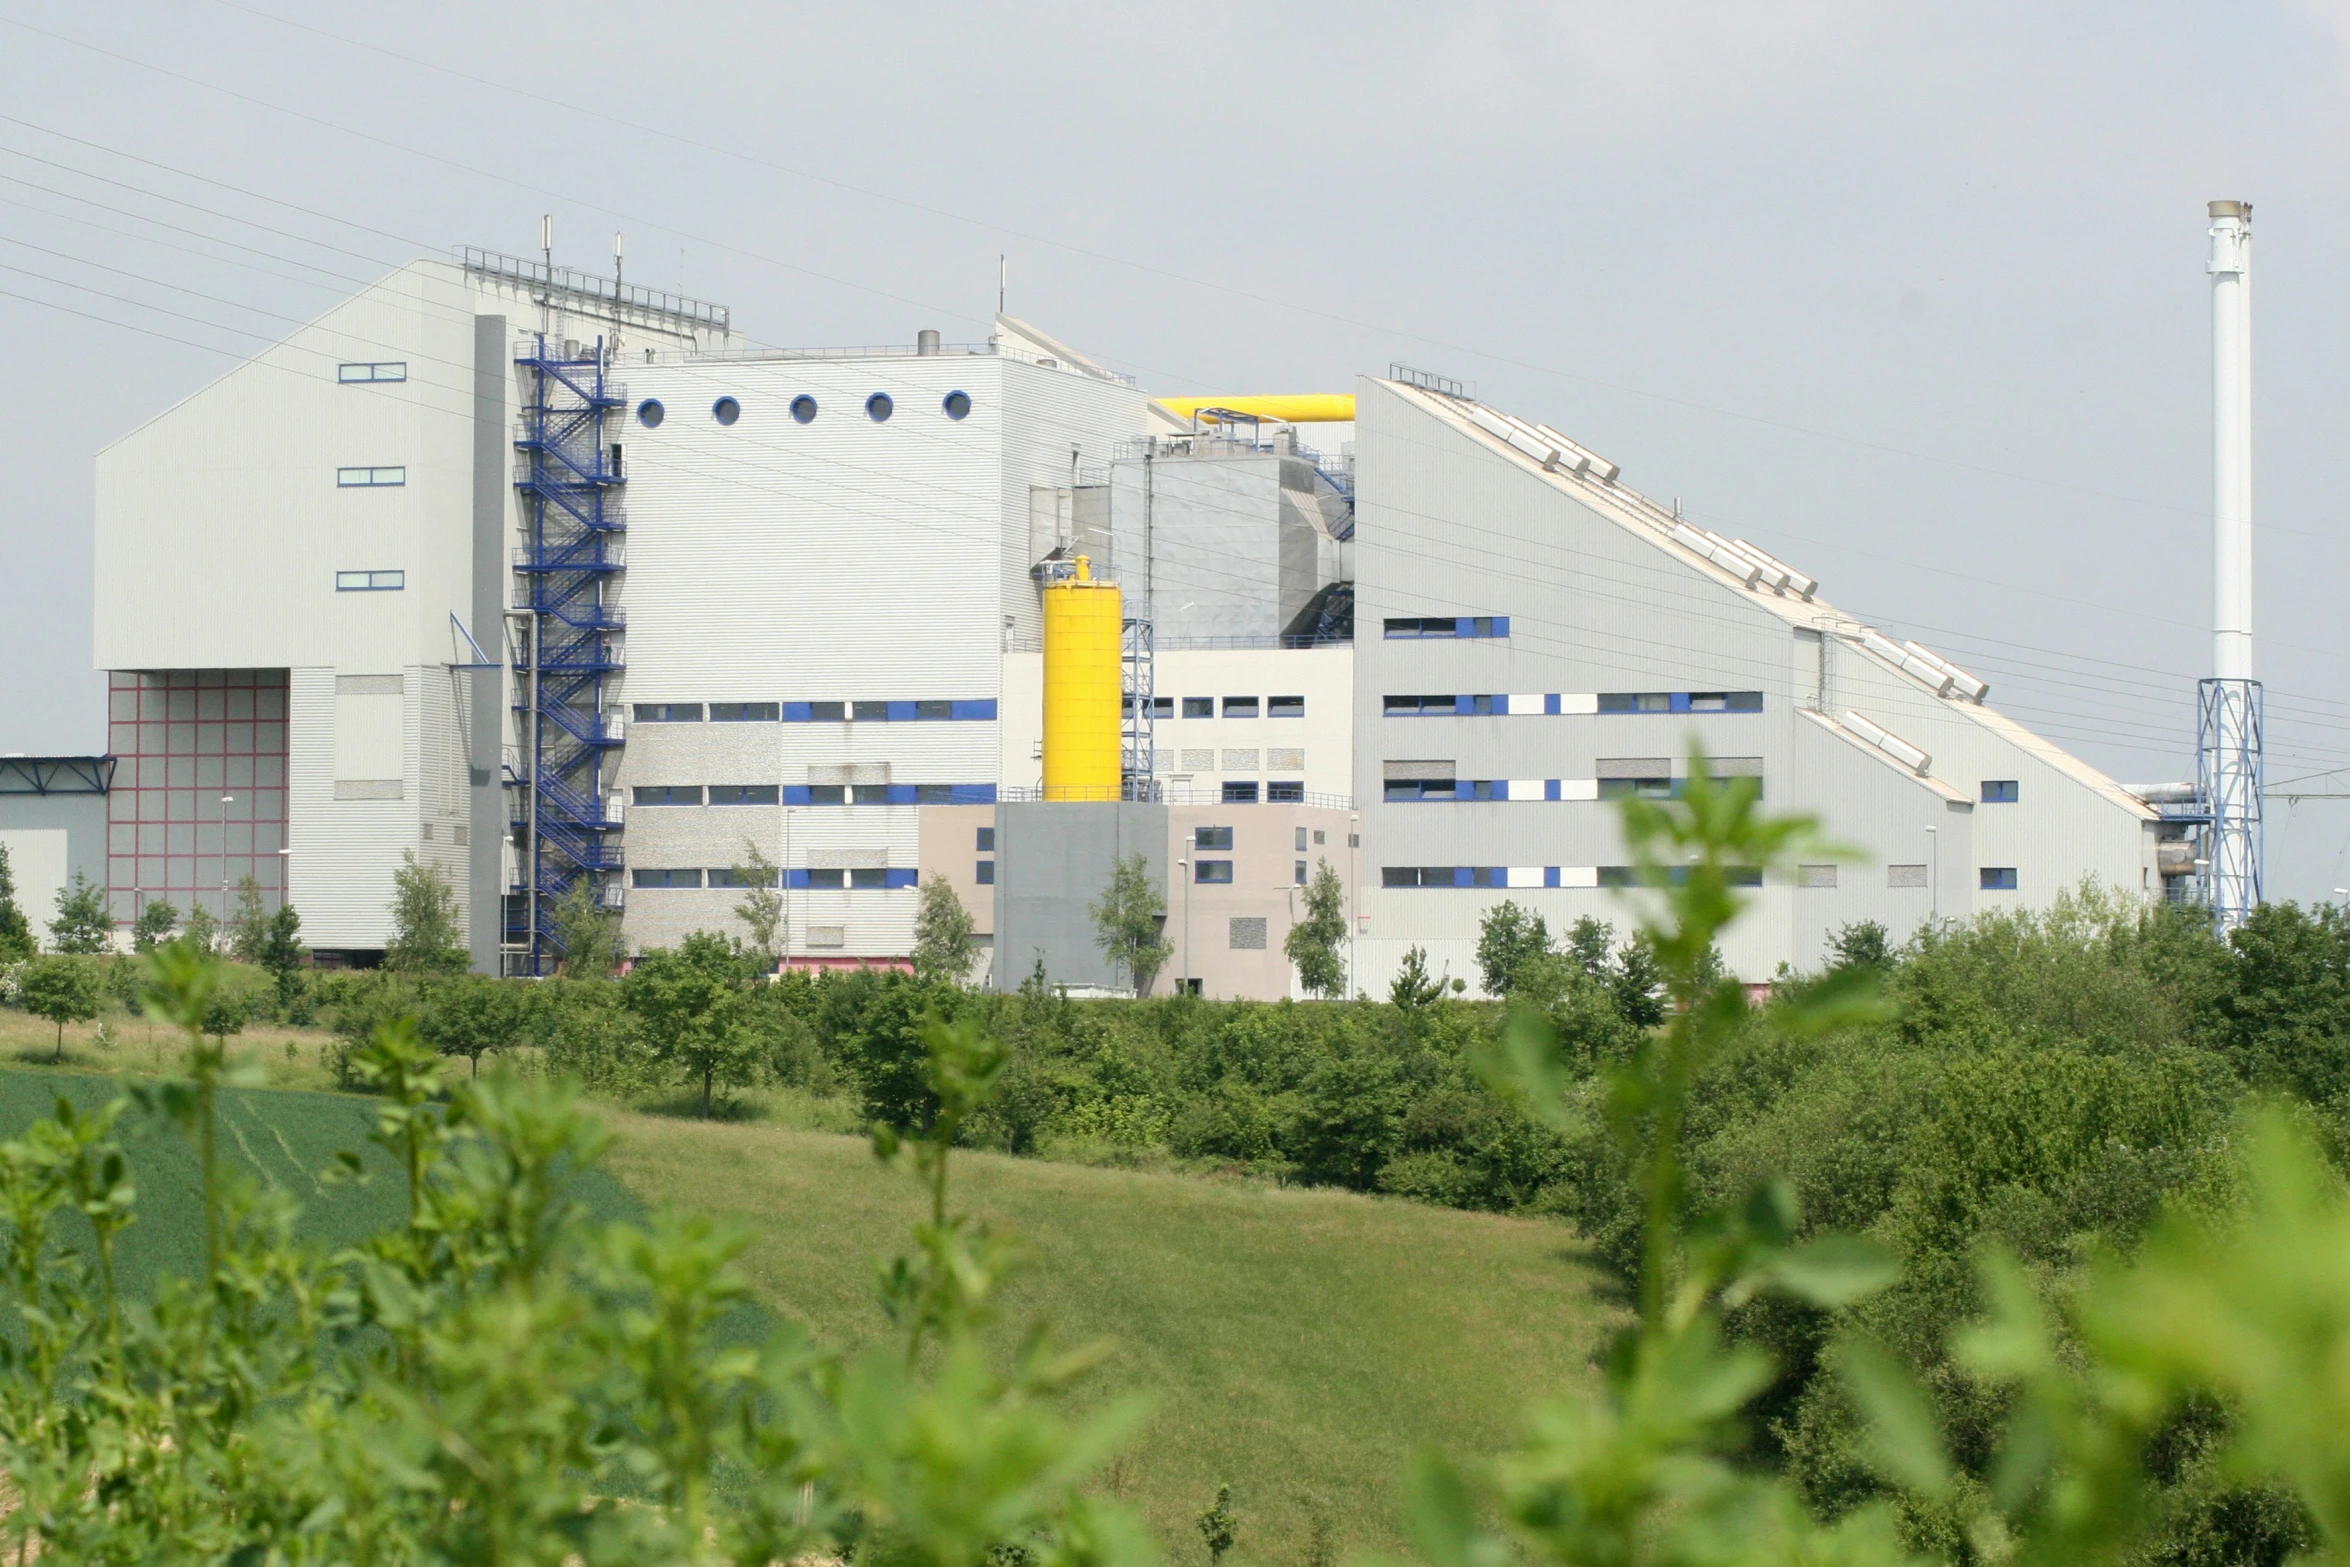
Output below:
[105,669,291,924]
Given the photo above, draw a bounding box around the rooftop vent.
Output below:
[1839,710,1933,776]
[1861,631,1988,703]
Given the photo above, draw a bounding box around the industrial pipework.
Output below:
[1156,394,1356,425]
[2199,199,2262,928]
[1042,555,1124,802]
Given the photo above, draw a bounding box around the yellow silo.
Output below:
[1042,556,1124,802]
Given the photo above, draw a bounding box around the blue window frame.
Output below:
[708,785,780,806]
[336,466,405,487]
[943,390,972,420]
[1599,691,1764,714]
[1385,780,1457,802]
[1195,826,1234,849]
[1222,781,1259,803]
[1223,697,1259,718]
[1183,697,1214,719]
[633,703,703,723]
[866,391,894,422]
[335,570,404,591]
[1194,860,1234,884]
[976,860,995,885]
[977,827,995,851]
[779,699,997,722]
[1981,867,2019,891]
[634,786,704,807]
[631,868,703,889]
[710,702,779,722]
[1269,695,1305,718]
[337,362,406,383]
[1267,780,1304,802]
[1981,780,2019,803]
[1382,616,1509,639]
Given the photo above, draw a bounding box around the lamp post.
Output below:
[780,806,797,976]
[219,792,235,922]
[1926,825,1939,924]
[1175,857,1191,996]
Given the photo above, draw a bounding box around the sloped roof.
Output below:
[1377,377,2157,823]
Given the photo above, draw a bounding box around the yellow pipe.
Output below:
[1042,556,1124,803]
[1157,394,1356,425]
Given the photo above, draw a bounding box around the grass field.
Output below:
[0,1066,1613,1563]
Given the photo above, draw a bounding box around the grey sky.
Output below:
[6,1,2350,899]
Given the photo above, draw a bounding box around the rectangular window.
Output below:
[630,868,703,889]
[1269,695,1305,718]
[915,699,952,720]
[913,784,951,805]
[851,700,890,722]
[1887,863,1928,889]
[1150,696,1174,718]
[976,860,995,885]
[1597,777,1673,800]
[1268,780,1303,802]
[1597,866,1638,889]
[1295,827,1309,851]
[1195,826,1234,850]
[805,785,846,806]
[710,702,780,722]
[1981,867,2019,891]
[1222,781,1259,803]
[708,784,780,806]
[1384,780,1456,801]
[337,361,407,383]
[1382,866,1416,888]
[1383,694,1456,717]
[850,868,888,889]
[634,785,704,807]
[334,570,405,591]
[1382,616,1505,638]
[1229,916,1268,950]
[804,868,847,889]
[1194,860,1234,884]
[1182,697,1214,719]
[632,703,703,723]
[977,827,996,851]
[336,466,406,487]
[851,784,891,805]
[1981,780,2020,803]
[1797,864,1839,889]
[807,701,847,722]
[1223,696,1259,718]
[707,867,780,888]
[1294,860,1308,885]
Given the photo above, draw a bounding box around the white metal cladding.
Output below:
[618,355,1014,701]
[97,261,498,678]
[997,362,1154,648]
[1347,373,2155,993]
[289,665,423,948]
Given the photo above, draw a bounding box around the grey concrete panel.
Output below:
[469,313,507,973]
[990,801,1167,992]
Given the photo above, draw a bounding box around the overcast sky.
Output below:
[6,1,2350,899]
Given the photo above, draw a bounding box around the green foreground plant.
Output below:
[1412,753,2350,1567]
[0,933,1160,1566]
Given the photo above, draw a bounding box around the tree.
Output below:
[1284,858,1348,997]
[1609,930,1667,1027]
[420,972,526,1078]
[1825,918,1894,975]
[227,875,271,963]
[912,876,979,984]
[0,843,32,964]
[1089,852,1171,997]
[624,932,760,1117]
[1564,915,1614,978]
[385,850,467,974]
[1197,1483,1237,1567]
[183,902,221,956]
[132,896,180,953]
[1389,945,1443,1008]
[20,955,102,1062]
[1475,899,1552,997]
[48,871,112,955]
[731,840,784,964]
[259,903,306,1003]
[550,879,622,979]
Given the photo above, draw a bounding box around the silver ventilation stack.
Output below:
[2199,199,2262,928]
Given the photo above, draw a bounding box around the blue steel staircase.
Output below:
[508,335,625,973]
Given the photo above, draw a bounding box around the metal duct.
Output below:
[1839,710,1932,775]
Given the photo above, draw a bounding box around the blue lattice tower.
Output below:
[509,334,625,974]
[2197,677,2263,930]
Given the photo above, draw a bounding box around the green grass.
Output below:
[604,1110,1615,1561]
[0,1069,1615,1562]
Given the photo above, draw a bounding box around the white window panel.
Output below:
[1558,866,1600,888]
[1505,779,1547,800]
[1506,694,1547,715]
[1558,692,1600,715]
[1558,778,1599,801]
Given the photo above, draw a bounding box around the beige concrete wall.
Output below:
[1160,803,1357,1000]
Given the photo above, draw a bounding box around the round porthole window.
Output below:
[790,394,818,424]
[712,396,741,426]
[943,390,972,420]
[866,391,894,422]
[636,398,665,428]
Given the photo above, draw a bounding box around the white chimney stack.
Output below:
[2210,200,2253,681]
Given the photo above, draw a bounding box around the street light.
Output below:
[1925,825,1939,924]
[219,792,235,919]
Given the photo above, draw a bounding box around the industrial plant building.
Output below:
[22,246,2187,995]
